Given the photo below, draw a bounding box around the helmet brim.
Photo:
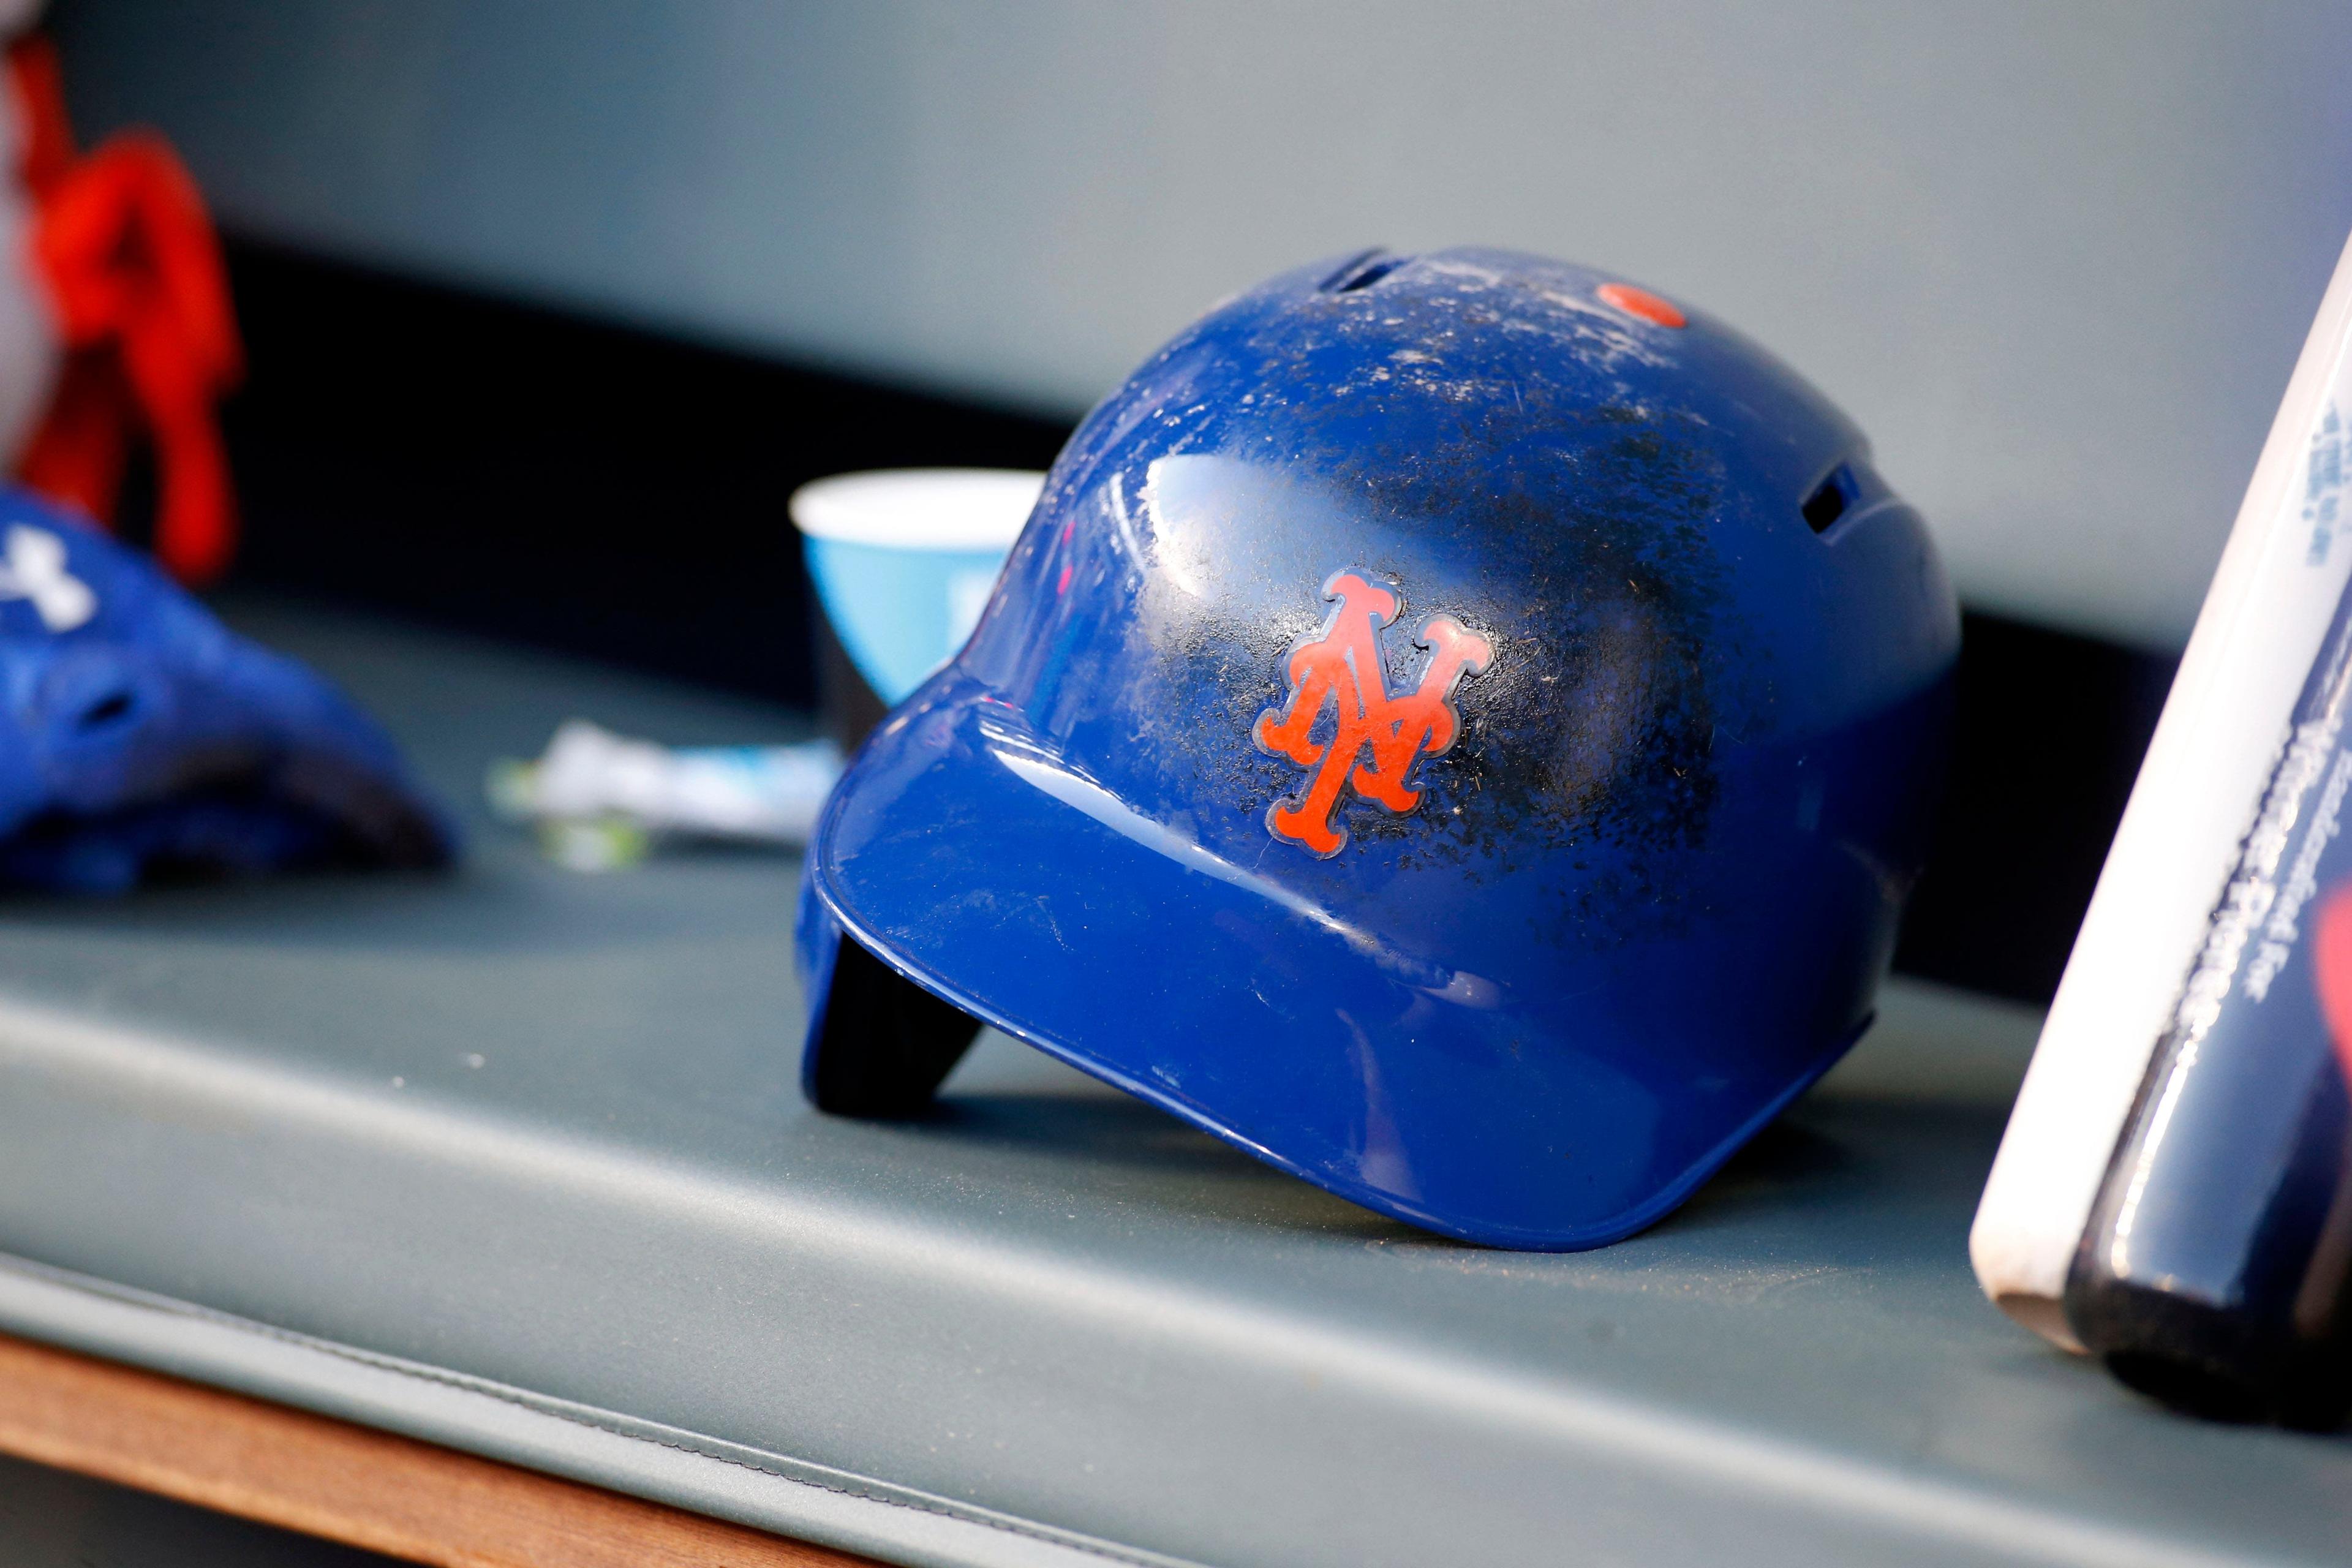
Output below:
[798,673,1864,1251]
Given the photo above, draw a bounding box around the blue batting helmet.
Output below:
[797,247,1955,1249]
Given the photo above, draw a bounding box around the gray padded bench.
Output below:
[0,603,2343,1568]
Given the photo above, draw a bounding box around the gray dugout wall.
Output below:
[52,0,2352,652]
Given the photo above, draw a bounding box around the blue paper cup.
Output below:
[789,469,1044,707]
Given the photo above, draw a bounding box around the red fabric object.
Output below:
[7,35,243,586]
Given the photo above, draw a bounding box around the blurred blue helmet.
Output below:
[0,485,452,892]
[798,247,1955,1249]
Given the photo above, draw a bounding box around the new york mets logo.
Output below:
[1253,571,1493,856]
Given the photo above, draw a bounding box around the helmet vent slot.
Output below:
[1324,252,1408,293]
[1802,466,1854,535]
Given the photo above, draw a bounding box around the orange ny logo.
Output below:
[1253,571,1493,856]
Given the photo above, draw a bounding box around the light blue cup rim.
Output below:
[788,469,1046,553]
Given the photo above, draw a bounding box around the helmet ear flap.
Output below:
[802,916,980,1117]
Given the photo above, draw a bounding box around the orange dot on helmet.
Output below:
[1597,282,1686,329]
